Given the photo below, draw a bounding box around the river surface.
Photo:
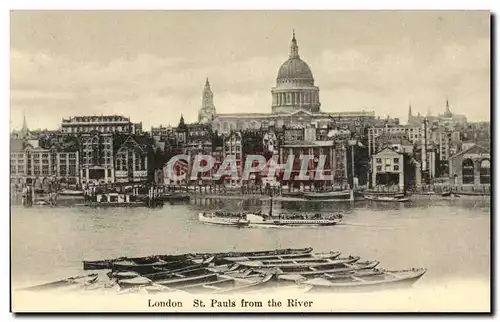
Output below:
[11,198,490,290]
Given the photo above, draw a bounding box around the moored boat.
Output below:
[18,274,99,292]
[223,250,331,262]
[364,194,409,202]
[58,189,84,197]
[266,260,380,277]
[75,192,164,208]
[83,247,313,270]
[240,251,341,266]
[304,268,427,293]
[111,257,210,274]
[236,255,360,269]
[303,190,354,201]
[158,193,190,202]
[213,274,275,294]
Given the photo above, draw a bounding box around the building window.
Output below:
[462,158,474,184]
[480,159,490,184]
[376,166,382,171]
[376,158,382,164]
[394,165,399,171]
[393,158,399,164]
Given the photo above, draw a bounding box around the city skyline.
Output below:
[10,11,490,131]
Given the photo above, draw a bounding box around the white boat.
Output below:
[58,189,84,196]
[364,195,409,202]
[303,268,427,293]
[236,255,360,269]
[198,212,250,227]
[245,213,342,227]
[303,190,353,201]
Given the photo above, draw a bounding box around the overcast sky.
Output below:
[10,11,490,131]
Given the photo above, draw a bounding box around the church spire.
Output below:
[290,30,299,58]
[198,77,216,124]
[20,110,29,139]
[408,103,413,118]
[444,99,452,117]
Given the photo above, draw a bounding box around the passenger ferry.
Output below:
[198,212,250,227]
[245,213,343,227]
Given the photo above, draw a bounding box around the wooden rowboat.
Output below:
[304,268,427,293]
[266,260,380,277]
[18,274,99,292]
[236,256,360,270]
[224,251,340,262]
[83,247,313,270]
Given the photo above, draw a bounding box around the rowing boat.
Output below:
[236,255,360,269]
[264,260,380,277]
[304,268,427,292]
[18,274,99,292]
[224,250,339,262]
[364,195,409,202]
[83,247,313,270]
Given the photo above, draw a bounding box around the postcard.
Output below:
[10,10,491,313]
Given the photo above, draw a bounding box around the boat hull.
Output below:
[305,269,427,293]
[364,195,409,202]
[303,191,353,201]
[246,213,341,227]
[198,213,250,227]
[83,247,313,270]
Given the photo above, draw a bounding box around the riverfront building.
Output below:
[61,115,143,135]
[448,144,490,186]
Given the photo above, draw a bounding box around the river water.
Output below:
[11,197,490,291]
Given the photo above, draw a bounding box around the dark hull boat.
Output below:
[224,251,334,262]
[83,247,313,270]
[157,193,190,202]
[76,201,148,208]
[304,268,427,293]
[111,258,210,275]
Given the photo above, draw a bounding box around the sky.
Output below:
[10,11,491,131]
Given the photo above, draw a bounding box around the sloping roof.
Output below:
[114,134,154,155]
[385,138,413,146]
[450,144,490,160]
[373,146,402,156]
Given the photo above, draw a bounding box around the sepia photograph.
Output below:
[9,10,491,313]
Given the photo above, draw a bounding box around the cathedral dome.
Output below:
[271,31,321,114]
[277,57,314,81]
